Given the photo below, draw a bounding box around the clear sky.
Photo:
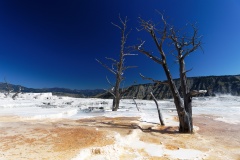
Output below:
[0,0,239,89]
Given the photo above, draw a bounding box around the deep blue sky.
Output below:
[0,0,239,89]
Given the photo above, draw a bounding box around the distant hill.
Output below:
[1,74,240,99]
[0,83,105,98]
[96,75,240,99]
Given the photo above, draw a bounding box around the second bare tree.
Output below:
[96,16,137,111]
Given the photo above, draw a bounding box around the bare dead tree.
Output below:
[12,86,22,100]
[169,23,207,132]
[4,78,13,97]
[96,15,137,111]
[135,12,206,133]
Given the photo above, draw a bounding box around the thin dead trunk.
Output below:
[132,97,139,111]
[150,92,164,126]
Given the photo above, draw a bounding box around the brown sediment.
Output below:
[0,116,140,160]
[0,118,115,160]
[193,115,240,160]
[139,134,161,144]
[51,127,113,152]
[194,115,240,147]
[164,144,179,150]
[0,115,239,160]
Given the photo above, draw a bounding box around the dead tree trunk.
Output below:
[112,98,120,111]
[162,61,188,131]
[179,59,193,132]
[113,78,121,111]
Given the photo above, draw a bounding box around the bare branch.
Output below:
[136,27,143,32]
[137,40,145,50]
[183,68,193,74]
[123,53,138,56]
[138,17,153,32]
[111,63,117,72]
[105,57,117,63]
[106,76,114,87]
[169,27,182,57]
[135,35,164,65]
[169,49,178,59]
[104,88,116,98]
[119,14,128,26]
[111,22,122,30]
[138,16,168,60]
[96,59,116,75]
[155,10,168,43]
[123,66,138,70]
[120,85,131,97]
[125,28,132,42]
[182,42,201,59]
[140,73,168,85]
[183,24,202,59]
[199,45,204,53]
[170,24,202,61]
[135,46,163,65]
